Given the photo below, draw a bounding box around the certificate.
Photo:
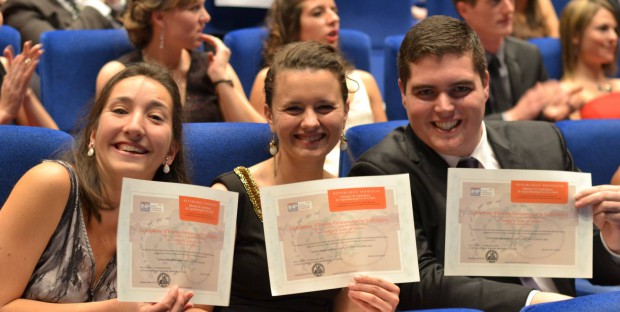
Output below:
[445,169,592,278]
[261,174,419,296]
[117,178,238,305]
[214,0,272,8]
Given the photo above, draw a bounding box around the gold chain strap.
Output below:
[233,166,263,222]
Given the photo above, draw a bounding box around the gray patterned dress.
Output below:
[22,160,117,302]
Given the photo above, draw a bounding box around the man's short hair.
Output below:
[397,15,487,88]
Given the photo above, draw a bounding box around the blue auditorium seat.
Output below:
[383,35,407,121]
[0,125,73,207]
[520,290,620,311]
[339,120,409,177]
[203,0,267,37]
[183,122,271,187]
[39,29,134,133]
[528,37,562,80]
[555,119,620,186]
[426,0,460,18]
[224,27,372,96]
[335,0,413,49]
[0,25,21,54]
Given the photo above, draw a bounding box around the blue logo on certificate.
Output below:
[470,188,481,196]
[287,203,299,212]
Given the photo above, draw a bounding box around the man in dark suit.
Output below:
[2,0,124,45]
[349,15,620,311]
[453,0,578,121]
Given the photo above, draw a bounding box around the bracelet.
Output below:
[213,79,233,88]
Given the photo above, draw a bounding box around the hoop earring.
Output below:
[339,131,348,151]
[87,142,95,157]
[163,156,170,174]
[269,134,278,156]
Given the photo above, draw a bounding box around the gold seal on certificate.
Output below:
[260,174,419,296]
[445,169,593,278]
[117,178,238,305]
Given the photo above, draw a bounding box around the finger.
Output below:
[348,289,394,312]
[4,45,14,63]
[575,185,620,207]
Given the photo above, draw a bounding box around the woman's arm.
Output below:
[538,0,559,38]
[0,162,73,308]
[249,68,269,117]
[15,88,58,129]
[356,70,387,122]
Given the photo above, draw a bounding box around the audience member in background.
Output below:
[349,15,620,311]
[211,41,399,312]
[560,0,620,119]
[0,2,57,128]
[249,0,387,175]
[453,0,579,121]
[513,0,559,39]
[97,0,264,123]
[2,0,125,45]
[0,63,197,310]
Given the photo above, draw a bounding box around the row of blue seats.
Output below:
[0,24,578,132]
[2,118,619,205]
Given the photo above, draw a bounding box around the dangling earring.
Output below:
[87,142,95,157]
[159,32,165,49]
[269,134,278,156]
[163,156,170,174]
[339,131,348,151]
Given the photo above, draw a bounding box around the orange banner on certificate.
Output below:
[511,181,568,205]
[179,196,220,224]
[328,187,387,212]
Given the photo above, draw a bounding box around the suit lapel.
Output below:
[485,122,526,169]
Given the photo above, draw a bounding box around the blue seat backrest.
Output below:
[339,120,409,177]
[555,119,620,186]
[335,0,414,49]
[0,125,74,207]
[427,0,460,18]
[552,0,570,15]
[528,37,562,80]
[519,289,620,312]
[203,0,267,36]
[224,27,372,96]
[39,29,134,133]
[383,35,406,121]
[183,122,272,187]
[0,25,21,54]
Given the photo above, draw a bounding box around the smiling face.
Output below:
[458,0,514,42]
[298,0,340,47]
[90,75,177,182]
[160,0,210,49]
[266,69,346,162]
[577,8,618,67]
[399,53,487,157]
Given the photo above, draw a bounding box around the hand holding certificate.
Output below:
[117,178,238,306]
[260,174,419,296]
[445,169,592,278]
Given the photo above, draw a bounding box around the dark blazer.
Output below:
[349,121,620,311]
[3,0,116,44]
[486,37,548,120]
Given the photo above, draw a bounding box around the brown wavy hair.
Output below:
[122,0,197,48]
[263,0,307,66]
[66,63,188,223]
